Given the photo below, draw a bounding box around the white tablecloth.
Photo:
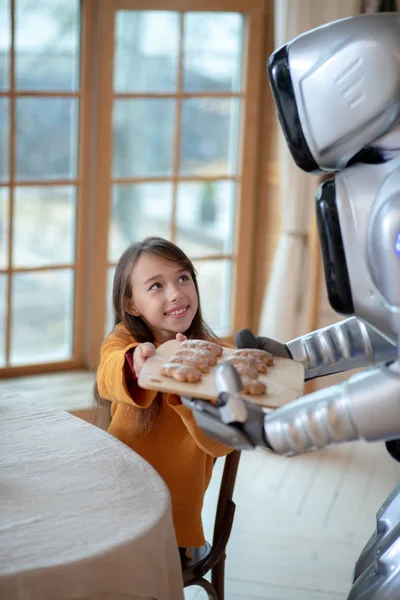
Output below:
[0,394,184,600]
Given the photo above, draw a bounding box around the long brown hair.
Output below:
[94,236,220,434]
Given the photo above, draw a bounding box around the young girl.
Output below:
[96,236,232,555]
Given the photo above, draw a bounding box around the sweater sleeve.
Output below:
[167,395,233,458]
[97,331,157,408]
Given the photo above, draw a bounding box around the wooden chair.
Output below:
[181,450,241,600]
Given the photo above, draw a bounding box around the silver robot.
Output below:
[182,12,400,599]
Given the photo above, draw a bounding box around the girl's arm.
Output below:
[167,396,233,458]
[97,330,157,408]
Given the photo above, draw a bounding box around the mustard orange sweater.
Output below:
[97,324,232,548]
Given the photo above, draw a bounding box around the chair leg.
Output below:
[211,554,226,600]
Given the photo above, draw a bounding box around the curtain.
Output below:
[258,0,362,342]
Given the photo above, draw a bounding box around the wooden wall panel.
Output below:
[249,3,281,331]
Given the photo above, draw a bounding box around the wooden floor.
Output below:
[1,370,97,413]
[3,370,399,600]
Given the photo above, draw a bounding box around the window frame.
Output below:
[86,0,267,368]
[0,0,95,376]
[0,0,268,375]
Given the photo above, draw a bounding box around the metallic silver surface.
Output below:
[263,362,400,456]
[215,361,243,395]
[287,13,400,170]
[367,167,400,335]
[336,155,400,342]
[348,484,400,600]
[352,483,400,582]
[286,317,397,379]
[215,362,248,425]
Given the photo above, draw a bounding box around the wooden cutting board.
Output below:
[139,339,304,409]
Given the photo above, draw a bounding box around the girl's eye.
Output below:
[178,274,190,283]
[149,282,161,291]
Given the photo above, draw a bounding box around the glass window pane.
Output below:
[13,186,76,268]
[109,183,173,263]
[15,0,80,91]
[10,269,74,365]
[184,12,243,92]
[105,266,116,338]
[0,187,9,269]
[0,97,9,182]
[16,98,78,181]
[0,0,10,90]
[0,274,6,366]
[180,99,240,176]
[113,99,175,178]
[114,11,179,93]
[193,259,232,336]
[176,181,236,257]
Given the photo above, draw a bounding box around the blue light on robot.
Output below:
[396,232,400,258]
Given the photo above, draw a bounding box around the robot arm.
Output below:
[235,317,398,381]
[182,358,400,455]
[286,318,397,380]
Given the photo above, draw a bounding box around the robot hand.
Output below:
[181,362,267,451]
[234,328,292,359]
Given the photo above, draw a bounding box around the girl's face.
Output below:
[127,253,199,343]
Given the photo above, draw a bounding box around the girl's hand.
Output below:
[176,333,187,342]
[133,342,156,377]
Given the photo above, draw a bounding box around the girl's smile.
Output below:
[165,304,189,318]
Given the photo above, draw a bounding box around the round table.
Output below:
[0,393,184,600]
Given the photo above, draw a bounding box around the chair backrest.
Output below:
[182,450,241,582]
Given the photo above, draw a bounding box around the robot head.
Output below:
[268,13,400,173]
[268,14,400,342]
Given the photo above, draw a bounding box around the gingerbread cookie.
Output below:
[241,377,267,396]
[229,353,267,374]
[160,363,202,383]
[234,348,274,366]
[225,356,259,380]
[168,354,210,373]
[181,339,223,358]
[175,348,217,366]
